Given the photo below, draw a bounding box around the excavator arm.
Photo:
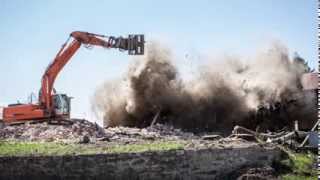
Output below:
[40,31,144,113]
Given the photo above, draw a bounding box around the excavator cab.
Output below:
[52,94,71,118]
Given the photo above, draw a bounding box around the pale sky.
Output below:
[0,0,317,124]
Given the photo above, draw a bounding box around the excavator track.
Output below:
[48,118,74,125]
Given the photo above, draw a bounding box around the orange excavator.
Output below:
[1,31,144,125]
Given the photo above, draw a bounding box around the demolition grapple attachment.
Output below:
[111,34,145,55]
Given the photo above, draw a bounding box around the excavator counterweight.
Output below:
[1,31,145,125]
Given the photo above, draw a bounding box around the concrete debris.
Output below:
[0,119,105,142]
[0,121,199,143]
[104,123,198,142]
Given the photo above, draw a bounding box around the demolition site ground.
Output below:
[0,119,317,180]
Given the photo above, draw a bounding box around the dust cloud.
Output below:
[92,41,315,133]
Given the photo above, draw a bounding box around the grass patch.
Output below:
[103,141,184,153]
[281,174,316,180]
[0,141,185,156]
[279,152,317,180]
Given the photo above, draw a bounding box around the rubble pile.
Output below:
[104,124,198,142]
[0,120,200,143]
[0,119,105,142]
[1,118,315,153]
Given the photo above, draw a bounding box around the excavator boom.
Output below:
[2,31,144,124]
